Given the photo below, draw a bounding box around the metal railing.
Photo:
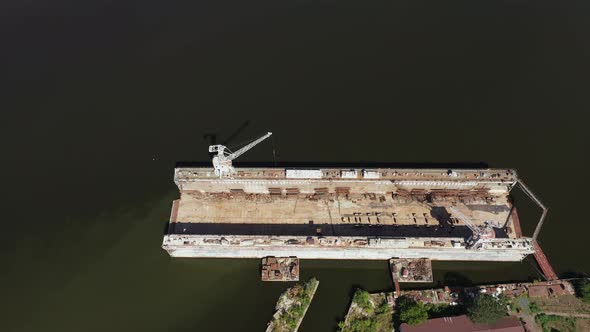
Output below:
[515,178,548,242]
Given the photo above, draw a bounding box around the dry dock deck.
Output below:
[173,191,517,238]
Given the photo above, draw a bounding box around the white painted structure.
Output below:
[162,235,534,261]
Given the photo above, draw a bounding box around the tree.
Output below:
[579,280,590,303]
[467,293,506,324]
[398,298,428,326]
[348,318,375,332]
[353,290,372,310]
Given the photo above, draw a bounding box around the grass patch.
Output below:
[534,294,590,316]
[535,314,576,332]
[573,279,590,304]
[528,301,541,314]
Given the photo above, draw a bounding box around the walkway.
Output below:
[389,259,401,297]
[533,240,558,281]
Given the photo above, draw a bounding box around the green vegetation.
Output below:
[353,290,372,310]
[505,290,590,332]
[577,279,590,303]
[338,290,393,332]
[528,301,541,314]
[532,290,590,316]
[535,314,576,332]
[466,293,507,325]
[397,297,428,326]
[508,298,519,313]
[424,302,466,319]
[504,294,530,317]
[269,278,319,332]
[390,295,467,330]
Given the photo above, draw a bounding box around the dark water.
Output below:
[2,0,589,331]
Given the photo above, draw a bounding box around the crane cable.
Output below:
[271,135,278,166]
[227,136,255,152]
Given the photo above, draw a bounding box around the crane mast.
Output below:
[448,206,495,249]
[208,132,272,178]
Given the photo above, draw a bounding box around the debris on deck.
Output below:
[389,258,433,283]
[261,257,299,282]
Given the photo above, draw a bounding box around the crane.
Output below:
[208,132,272,177]
[448,206,495,249]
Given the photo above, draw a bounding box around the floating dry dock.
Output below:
[162,167,544,261]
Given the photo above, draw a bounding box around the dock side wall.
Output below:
[174,167,517,194]
[162,235,534,262]
[163,245,532,261]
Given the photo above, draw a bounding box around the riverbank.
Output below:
[338,278,590,331]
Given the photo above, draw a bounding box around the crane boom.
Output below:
[228,132,272,160]
[448,207,480,235]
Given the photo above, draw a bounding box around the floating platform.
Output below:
[390,258,433,283]
[261,257,299,282]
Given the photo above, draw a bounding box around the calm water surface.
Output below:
[2,0,589,331]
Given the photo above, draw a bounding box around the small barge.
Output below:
[261,257,299,282]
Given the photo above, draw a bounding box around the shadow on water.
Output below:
[561,271,590,279]
[162,220,172,235]
[559,271,590,299]
[203,133,217,146]
[203,120,252,155]
[442,271,474,287]
[222,120,251,146]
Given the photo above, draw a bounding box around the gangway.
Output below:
[533,240,558,281]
